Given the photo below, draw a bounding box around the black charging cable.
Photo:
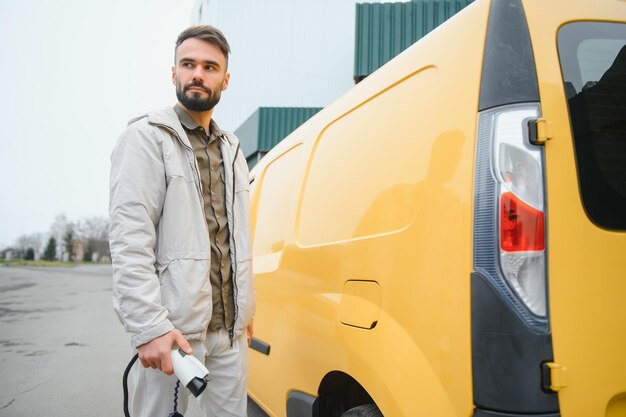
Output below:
[123,353,139,417]
[122,353,185,417]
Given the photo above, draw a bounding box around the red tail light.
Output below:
[500,192,545,252]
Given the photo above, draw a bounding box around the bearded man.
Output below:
[109,25,255,417]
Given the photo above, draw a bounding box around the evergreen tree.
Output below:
[63,230,75,262]
[83,245,93,262]
[23,248,35,261]
[43,237,57,261]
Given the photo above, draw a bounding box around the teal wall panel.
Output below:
[355,0,474,80]
[235,107,322,167]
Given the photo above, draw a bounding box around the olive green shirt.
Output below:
[174,104,234,332]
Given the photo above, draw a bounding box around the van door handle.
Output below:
[528,118,553,145]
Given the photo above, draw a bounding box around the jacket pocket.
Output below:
[162,138,196,183]
[156,168,209,263]
[158,258,212,335]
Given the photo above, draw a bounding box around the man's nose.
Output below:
[192,65,204,81]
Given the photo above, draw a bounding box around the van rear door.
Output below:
[524,1,626,415]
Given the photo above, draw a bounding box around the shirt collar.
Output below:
[174,104,224,143]
[174,103,200,130]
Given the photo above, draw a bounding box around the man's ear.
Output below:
[222,72,230,91]
[171,66,176,86]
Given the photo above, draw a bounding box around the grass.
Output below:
[0,259,94,267]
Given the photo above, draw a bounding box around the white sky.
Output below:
[0,0,195,248]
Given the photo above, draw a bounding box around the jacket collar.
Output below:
[128,106,240,153]
[144,106,193,149]
[143,106,240,150]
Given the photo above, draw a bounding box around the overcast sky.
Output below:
[0,0,196,248]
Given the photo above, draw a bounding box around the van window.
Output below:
[558,22,626,230]
[253,145,303,257]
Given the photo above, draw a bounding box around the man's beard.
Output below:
[176,80,222,112]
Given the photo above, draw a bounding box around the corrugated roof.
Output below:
[354,0,474,80]
[235,107,322,159]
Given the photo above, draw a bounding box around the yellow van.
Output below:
[246,0,626,416]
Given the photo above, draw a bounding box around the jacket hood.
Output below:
[149,107,191,149]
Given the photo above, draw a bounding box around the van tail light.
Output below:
[500,192,545,252]
[473,103,549,329]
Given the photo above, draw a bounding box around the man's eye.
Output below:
[205,66,215,71]
[182,63,193,68]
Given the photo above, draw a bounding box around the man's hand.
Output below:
[246,321,254,347]
[137,329,192,375]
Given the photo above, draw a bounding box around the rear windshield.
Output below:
[558,22,626,230]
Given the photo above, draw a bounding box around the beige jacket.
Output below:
[109,106,255,348]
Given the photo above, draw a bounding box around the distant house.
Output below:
[0,248,15,260]
[72,239,111,263]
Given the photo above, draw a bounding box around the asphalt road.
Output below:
[0,264,268,417]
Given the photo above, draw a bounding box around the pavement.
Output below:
[0,264,268,417]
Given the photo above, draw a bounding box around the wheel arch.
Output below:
[316,370,376,417]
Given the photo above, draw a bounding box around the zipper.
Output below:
[229,142,241,348]
[204,141,228,330]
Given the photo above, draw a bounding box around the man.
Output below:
[109,26,255,417]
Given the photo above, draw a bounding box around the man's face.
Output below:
[172,38,230,112]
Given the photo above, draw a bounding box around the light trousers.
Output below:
[129,328,248,417]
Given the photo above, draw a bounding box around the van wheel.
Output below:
[341,404,383,417]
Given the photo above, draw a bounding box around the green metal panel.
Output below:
[236,108,261,160]
[354,0,474,80]
[235,107,322,166]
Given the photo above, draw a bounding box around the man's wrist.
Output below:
[131,320,175,348]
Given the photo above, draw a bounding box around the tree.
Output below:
[14,233,43,259]
[43,237,57,261]
[23,248,35,261]
[76,216,109,241]
[63,230,75,262]
[50,213,71,242]
[50,213,77,261]
[76,216,110,261]
[83,246,93,262]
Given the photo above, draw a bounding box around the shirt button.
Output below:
[221,261,225,267]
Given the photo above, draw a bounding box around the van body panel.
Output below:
[248,1,491,416]
[296,66,439,247]
[522,0,626,415]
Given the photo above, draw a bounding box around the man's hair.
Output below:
[175,25,231,63]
